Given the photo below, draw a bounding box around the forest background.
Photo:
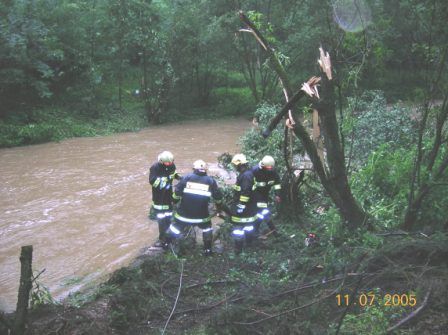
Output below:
[1,0,445,144]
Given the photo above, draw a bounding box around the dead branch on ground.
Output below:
[386,287,432,333]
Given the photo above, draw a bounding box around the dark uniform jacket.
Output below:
[232,167,257,221]
[149,162,178,210]
[251,164,282,205]
[173,171,222,223]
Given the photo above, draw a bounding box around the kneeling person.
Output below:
[167,160,222,256]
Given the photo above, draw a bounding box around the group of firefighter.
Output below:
[149,150,282,255]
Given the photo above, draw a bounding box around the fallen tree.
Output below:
[238,11,368,230]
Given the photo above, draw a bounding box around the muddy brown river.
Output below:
[0,118,251,312]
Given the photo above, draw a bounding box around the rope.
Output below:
[161,259,185,335]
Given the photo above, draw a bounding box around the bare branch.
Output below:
[233,285,340,326]
[386,287,432,333]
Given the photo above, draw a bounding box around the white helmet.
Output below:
[158,151,174,165]
[260,155,275,169]
[231,153,248,166]
[193,159,207,172]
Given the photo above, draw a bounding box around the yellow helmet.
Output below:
[260,155,275,169]
[193,159,208,171]
[158,151,174,165]
[231,153,248,166]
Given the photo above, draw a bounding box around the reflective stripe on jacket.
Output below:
[232,167,257,218]
[174,171,222,221]
[251,164,281,203]
[149,162,178,207]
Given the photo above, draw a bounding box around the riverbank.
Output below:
[0,101,253,148]
[3,219,447,334]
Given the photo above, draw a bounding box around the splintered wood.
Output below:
[301,76,321,98]
[318,47,332,80]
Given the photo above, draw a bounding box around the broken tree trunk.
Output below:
[12,245,33,335]
[239,9,368,229]
[315,56,367,228]
[312,109,324,163]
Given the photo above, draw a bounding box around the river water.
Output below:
[0,118,251,312]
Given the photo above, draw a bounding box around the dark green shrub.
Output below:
[346,90,417,165]
[351,141,447,229]
[211,87,255,116]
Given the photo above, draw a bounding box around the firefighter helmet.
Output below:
[158,151,174,165]
[260,155,275,169]
[231,153,248,166]
[193,159,208,172]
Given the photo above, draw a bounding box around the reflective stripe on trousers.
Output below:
[157,211,173,219]
[174,212,211,224]
[231,215,257,223]
[153,203,170,210]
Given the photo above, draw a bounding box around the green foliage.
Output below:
[346,91,417,165]
[1,0,446,147]
[350,144,412,229]
[30,284,56,309]
[239,103,302,175]
[0,103,148,147]
[210,87,254,116]
[30,270,58,309]
[350,135,447,229]
[336,301,406,335]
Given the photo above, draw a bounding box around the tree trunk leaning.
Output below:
[12,245,33,335]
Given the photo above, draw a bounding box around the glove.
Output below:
[236,203,245,214]
[275,195,281,204]
[159,177,168,189]
[168,172,181,180]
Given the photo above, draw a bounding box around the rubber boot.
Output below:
[234,240,244,255]
[156,218,170,248]
[202,229,213,256]
[253,219,262,236]
[245,223,259,245]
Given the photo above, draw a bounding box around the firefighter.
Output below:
[251,155,282,236]
[230,153,258,253]
[166,160,223,256]
[149,151,180,247]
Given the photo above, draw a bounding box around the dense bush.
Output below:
[345,90,418,165]
[0,105,147,148]
[210,87,254,116]
[350,144,413,229]
[351,141,448,230]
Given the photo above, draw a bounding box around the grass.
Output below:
[19,216,448,335]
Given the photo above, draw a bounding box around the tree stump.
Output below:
[12,245,33,335]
